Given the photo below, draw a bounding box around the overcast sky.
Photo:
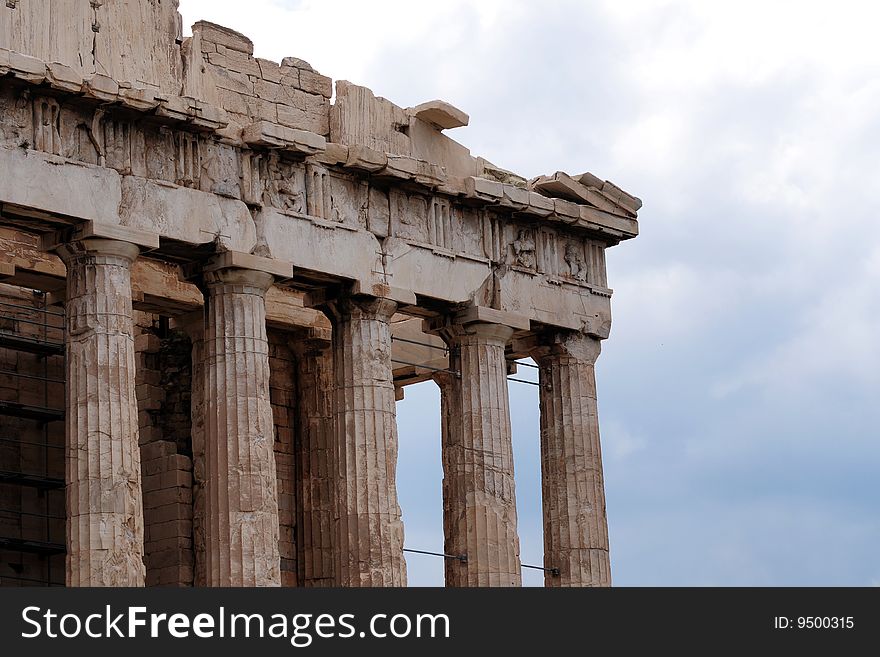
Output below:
[179,0,880,586]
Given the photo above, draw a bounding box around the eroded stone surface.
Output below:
[533,332,611,587]
[58,238,146,587]
[434,321,522,587]
[198,267,281,587]
[0,2,640,589]
[320,295,407,587]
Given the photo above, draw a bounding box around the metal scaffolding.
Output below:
[0,294,65,587]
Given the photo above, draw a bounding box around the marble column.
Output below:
[437,321,522,587]
[320,295,406,586]
[533,332,611,587]
[291,338,335,587]
[199,267,281,586]
[58,238,145,587]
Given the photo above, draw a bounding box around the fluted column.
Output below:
[199,267,280,586]
[58,238,145,587]
[437,321,521,587]
[533,332,611,587]
[291,338,335,587]
[320,295,406,586]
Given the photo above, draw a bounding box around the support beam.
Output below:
[57,237,146,586]
[533,332,611,587]
[319,294,407,586]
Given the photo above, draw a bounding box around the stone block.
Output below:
[277,98,330,136]
[345,144,387,172]
[465,176,503,201]
[8,50,47,82]
[46,62,83,92]
[135,332,161,353]
[299,69,333,98]
[409,100,469,130]
[193,21,254,55]
[257,58,284,84]
[82,74,120,102]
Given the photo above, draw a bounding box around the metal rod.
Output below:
[0,508,65,520]
[403,548,467,562]
[403,547,558,576]
[391,359,460,377]
[0,574,62,586]
[522,563,561,576]
[0,315,63,330]
[0,437,64,450]
[0,369,64,384]
[0,300,64,317]
[508,377,540,386]
[392,336,448,353]
[514,360,540,369]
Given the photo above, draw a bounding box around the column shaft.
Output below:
[536,333,611,587]
[441,323,521,587]
[187,321,207,586]
[60,238,145,586]
[292,340,335,586]
[200,268,280,586]
[323,296,406,586]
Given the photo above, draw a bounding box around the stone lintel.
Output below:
[304,280,416,310]
[183,250,293,282]
[426,305,531,336]
[42,221,160,254]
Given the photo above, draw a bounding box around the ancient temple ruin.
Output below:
[0,1,640,587]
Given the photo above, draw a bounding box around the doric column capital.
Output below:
[427,305,526,347]
[55,237,141,266]
[201,266,275,293]
[183,250,291,295]
[531,329,601,366]
[317,293,398,326]
[439,320,515,347]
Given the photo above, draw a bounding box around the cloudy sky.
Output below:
[179,0,880,586]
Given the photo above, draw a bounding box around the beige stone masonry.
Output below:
[434,318,522,587]
[199,267,281,586]
[0,4,641,590]
[533,332,611,587]
[57,237,145,587]
[319,295,406,586]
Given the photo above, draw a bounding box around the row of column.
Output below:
[58,236,611,587]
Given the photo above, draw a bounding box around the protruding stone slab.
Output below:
[532,332,611,587]
[409,100,469,130]
[193,21,254,55]
[56,237,146,586]
[575,172,643,214]
[531,171,622,216]
[242,120,327,154]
